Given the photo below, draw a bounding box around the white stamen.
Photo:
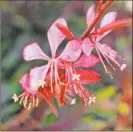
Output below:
[19,96,24,105]
[120,64,127,71]
[71,98,76,105]
[28,102,32,110]
[12,94,19,102]
[72,74,80,81]
[88,96,96,106]
[73,85,78,94]
[23,95,28,108]
[36,80,46,89]
[84,99,88,106]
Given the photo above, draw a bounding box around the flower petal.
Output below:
[74,54,100,68]
[82,38,94,56]
[30,63,50,90]
[86,5,95,32]
[19,73,37,94]
[47,18,68,57]
[58,39,82,62]
[23,42,50,61]
[97,12,117,41]
[101,44,117,59]
[19,73,30,89]
[76,69,101,84]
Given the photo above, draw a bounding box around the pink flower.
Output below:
[82,5,126,78]
[22,18,81,94]
[57,5,127,79]
[12,18,82,113]
[63,69,100,106]
[57,54,101,106]
[12,72,59,116]
[12,73,43,109]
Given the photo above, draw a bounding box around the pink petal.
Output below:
[29,63,50,90]
[86,5,95,32]
[74,54,100,68]
[76,69,101,84]
[56,59,65,69]
[97,12,117,41]
[81,79,101,84]
[19,73,36,94]
[82,38,94,56]
[101,44,117,59]
[19,73,30,89]
[47,18,68,57]
[23,42,50,61]
[58,39,82,62]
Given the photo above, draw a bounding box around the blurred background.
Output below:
[1,1,132,131]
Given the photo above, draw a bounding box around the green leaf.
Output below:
[96,85,117,101]
[43,112,57,126]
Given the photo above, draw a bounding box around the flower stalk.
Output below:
[81,0,114,40]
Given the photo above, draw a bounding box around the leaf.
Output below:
[96,85,117,101]
[43,112,57,126]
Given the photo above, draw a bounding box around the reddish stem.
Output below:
[81,0,114,40]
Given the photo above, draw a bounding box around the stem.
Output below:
[81,0,114,40]
[7,108,33,129]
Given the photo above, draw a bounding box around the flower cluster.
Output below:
[12,1,130,117]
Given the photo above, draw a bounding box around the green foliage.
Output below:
[96,85,117,101]
[43,113,57,126]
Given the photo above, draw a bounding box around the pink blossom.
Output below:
[82,5,126,78]
[12,18,81,112]
[12,72,59,116]
[57,54,101,106]
[22,18,82,94]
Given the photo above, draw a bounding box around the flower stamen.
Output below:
[28,102,32,110]
[19,96,25,105]
[36,80,46,90]
[88,96,96,106]
[72,74,80,81]
[95,42,126,79]
[71,98,76,105]
[12,94,19,102]
[120,64,126,71]
[12,92,39,110]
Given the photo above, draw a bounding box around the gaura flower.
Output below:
[12,73,42,110]
[12,18,82,112]
[12,72,59,117]
[23,18,81,93]
[64,69,101,107]
[82,5,127,78]
[57,54,101,106]
[56,5,128,79]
